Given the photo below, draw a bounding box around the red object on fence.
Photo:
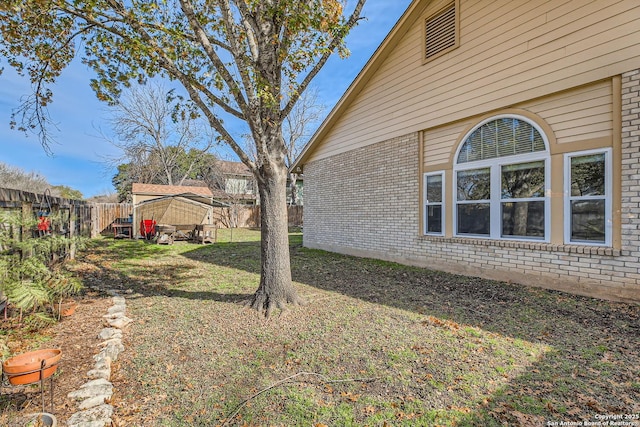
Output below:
[37,216,50,233]
[140,219,156,239]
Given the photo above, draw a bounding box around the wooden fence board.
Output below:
[0,188,135,238]
[93,203,133,235]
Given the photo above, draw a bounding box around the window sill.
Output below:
[420,235,621,256]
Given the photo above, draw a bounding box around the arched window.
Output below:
[453,115,550,241]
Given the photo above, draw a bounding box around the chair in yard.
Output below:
[140,219,157,240]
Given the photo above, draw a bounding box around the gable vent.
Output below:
[425,3,456,60]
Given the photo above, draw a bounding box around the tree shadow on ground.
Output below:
[76,238,250,303]
[179,237,640,425]
[181,238,638,343]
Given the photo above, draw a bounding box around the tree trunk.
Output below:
[246,161,302,317]
[289,172,299,206]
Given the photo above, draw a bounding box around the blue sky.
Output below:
[0,1,412,198]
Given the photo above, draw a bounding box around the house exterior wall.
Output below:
[301,0,640,302]
[304,133,420,260]
[423,80,615,170]
[303,68,640,303]
[306,0,640,165]
[420,79,621,247]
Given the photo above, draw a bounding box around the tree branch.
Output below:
[280,0,366,120]
[180,0,252,118]
[221,371,379,427]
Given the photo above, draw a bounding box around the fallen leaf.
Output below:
[340,391,360,402]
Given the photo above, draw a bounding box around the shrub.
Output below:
[0,209,84,324]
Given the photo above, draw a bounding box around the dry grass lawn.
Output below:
[2,229,639,426]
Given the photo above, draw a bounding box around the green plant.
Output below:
[47,270,83,318]
[0,210,84,324]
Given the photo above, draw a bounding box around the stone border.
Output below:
[67,290,132,427]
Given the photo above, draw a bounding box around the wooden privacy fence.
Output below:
[0,188,133,238]
[0,187,300,240]
[287,205,303,227]
[0,187,93,238]
[93,202,133,235]
[213,205,303,228]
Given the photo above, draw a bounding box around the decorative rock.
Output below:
[81,378,112,388]
[87,366,111,380]
[91,352,110,364]
[102,311,124,320]
[68,420,108,427]
[93,355,112,371]
[67,404,114,426]
[66,289,129,427]
[78,394,111,410]
[98,327,122,340]
[107,305,126,315]
[68,379,113,401]
[106,315,133,329]
[88,353,112,380]
[98,337,123,348]
[102,341,125,361]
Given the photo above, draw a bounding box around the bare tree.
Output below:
[0,162,50,194]
[105,83,215,187]
[283,88,325,206]
[200,159,257,227]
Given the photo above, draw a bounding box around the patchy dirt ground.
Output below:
[0,291,112,426]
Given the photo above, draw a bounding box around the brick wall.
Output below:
[304,69,640,303]
[304,133,420,259]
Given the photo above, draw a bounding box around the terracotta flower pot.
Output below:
[56,300,77,317]
[2,349,62,385]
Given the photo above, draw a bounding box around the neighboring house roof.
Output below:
[217,160,253,177]
[131,161,257,203]
[131,183,213,197]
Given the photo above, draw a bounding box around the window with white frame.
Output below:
[424,172,444,235]
[564,149,611,246]
[454,116,550,241]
